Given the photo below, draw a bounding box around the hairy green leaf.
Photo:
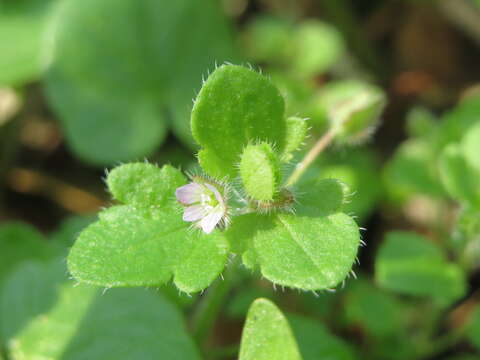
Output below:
[106,163,186,208]
[239,298,301,360]
[227,213,359,290]
[191,64,287,178]
[375,231,466,305]
[68,205,229,293]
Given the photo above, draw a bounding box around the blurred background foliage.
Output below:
[2,0,480,359]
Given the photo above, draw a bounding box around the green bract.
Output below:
[191,65,287,179]
[239,298,301,360]
[68,163,229,293]
[240,142,281,201]
[375,231,466,305]
[282,116,308,161]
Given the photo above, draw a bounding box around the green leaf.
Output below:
[316,149,381,221]
[375,231,467,305]
[0,0,54,85]
[239,298,301,360]
[438,144,480,207]
[384,139,444,202]
[0,259,65,342]
[291,20,345,78]
[0,222,55,284]
[288,314,355,360]
[5,261,200,360]
[68,205,228,293]
[243,16,292,65]
[282,116,308,161]
[296,178,346,217]
[106,163,186,208]
[45,0,236,165]
[240,142,281,201]
[227,213,359,290]
[343,278,405,338]
[467,307,480,351]
[191,64,287,179]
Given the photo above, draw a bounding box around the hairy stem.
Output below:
[286,127,337,187]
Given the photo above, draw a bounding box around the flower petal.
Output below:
[183,205,207,222]
[176,183,203,205]
[199,206,224,234]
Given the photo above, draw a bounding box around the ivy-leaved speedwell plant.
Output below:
[68,64,383,293]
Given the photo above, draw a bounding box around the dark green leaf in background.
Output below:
[0,0,55,85]
[45,0,236,165]
[375,231,466,305]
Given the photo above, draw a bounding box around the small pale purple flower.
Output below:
[175,179,227,234]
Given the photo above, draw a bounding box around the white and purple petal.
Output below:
[183,205,207,222]
[176,183,203,205]
[199,205,224,234]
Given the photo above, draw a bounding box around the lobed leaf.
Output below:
[239,298,301,360]
[191,64,287,179]
[68,205,228,293]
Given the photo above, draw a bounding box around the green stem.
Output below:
[286,127,337,187]
[191,257,239,350]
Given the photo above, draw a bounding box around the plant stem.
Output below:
[191,256,239,351]
[286,127,337,187]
